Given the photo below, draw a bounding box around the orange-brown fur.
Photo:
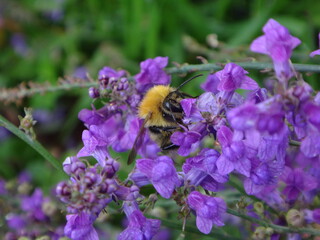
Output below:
[138,85,176,127]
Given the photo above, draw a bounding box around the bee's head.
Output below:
[163,91,185,113]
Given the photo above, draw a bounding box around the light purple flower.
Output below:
[227,102,259,131]
[135,57,171,92]
[250,19,301,82]
[187,191,226,234]
[183,148,228,192]
[118,210,161,240]
[310,33,320,57]
[281,167,318,201]
[201,63,258,93]
[216,126,251,177]
[65,212,98,240]
[135,156,180,199]
[171,130,202,156]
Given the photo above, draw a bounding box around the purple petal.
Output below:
[234,157,251,177]
[196,216,213,234]
[216,155,234,175]
[310,49,320,58]
[250,36,268,54]
[136,159,155,179]
[217,126,233,147]
[239,76,259,90]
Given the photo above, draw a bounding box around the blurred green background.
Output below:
[1,0,320,208]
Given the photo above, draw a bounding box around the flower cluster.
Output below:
[55,18,320,239]
[0,172,67,239]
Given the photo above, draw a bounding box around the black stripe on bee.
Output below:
[161,110,183,123]
[148,125,178,134]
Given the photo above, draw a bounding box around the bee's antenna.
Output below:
[176,74,203,91]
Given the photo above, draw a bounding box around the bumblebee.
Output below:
[127,74,202,164]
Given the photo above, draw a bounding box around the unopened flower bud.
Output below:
[286,209,304,227]
[70,161,86,177]
[42,201,57,216]
[83,192,96,203]
[35,236,50,240]
[149,207,167,218]
[88,87,100,99]
[252,226,266,240]
[254,202,264,215]
[17,182,32,195]
[105,179,118,193]
[56,182,71,197]
[265,227,274,235]
[84,171,98,187]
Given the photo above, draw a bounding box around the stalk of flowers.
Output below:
[0,172,67,240]
[55,18,320,239]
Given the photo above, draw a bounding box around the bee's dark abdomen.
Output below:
[148,126,177,134]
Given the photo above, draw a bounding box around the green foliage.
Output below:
[1,0,320,238]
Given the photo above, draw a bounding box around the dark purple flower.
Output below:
[21,188,47,221]
[302,101,320,132]
[216,126,251,177]
[244,157,284,195]
[118,210,161,240]
[300,132,320,158]
[281,167,318,201]
[10,33,29,56]
[171,130,202,156]
[183,148,228,192]
[201,63,258,93]
[0,178,6,195]
[187,191,226,234]
[6,214,27,230]
[135,156,180,199]
[250,19,301,82]
[135,57,171,92]
[310,33,320,57]
[180,98,203,124]
[65,212,98,240]
[98,67,127,88]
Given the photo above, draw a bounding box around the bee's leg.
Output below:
[161,143,179,150]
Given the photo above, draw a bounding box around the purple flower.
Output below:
[0,178,7,195]
[216,126,251,177]
[135,156,180,199]
[244,157,284,195]
[227,102,259,131]
[65,212,98,240]
[201,63,258,93]
[118,210,161,240]
[310,33,320,57]
[250,19,301,82]
[183,148,228,192]
[21,188,47,221]
[171,130,202,156]
[187,191,226,234]
[98,67,126,88]
[10,33,29,56]
[135,57,171,92]
[180,98,203,124]
[77,130,111,167]
[6,214,27,230]
[281,167,318,201]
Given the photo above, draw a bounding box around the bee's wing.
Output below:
[127,113,151,165]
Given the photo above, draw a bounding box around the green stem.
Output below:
[227,208,320,236]
[0,114,65,175]
[147,215,242,240]
[2,62,320,103]
[166,62,320,74]
[228,175,278,215]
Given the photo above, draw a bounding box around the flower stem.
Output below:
[0,114,65,174]
[150,215,242,240]
[166,62,320,74]
[227,208,320,236]
[2,62,320,104]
